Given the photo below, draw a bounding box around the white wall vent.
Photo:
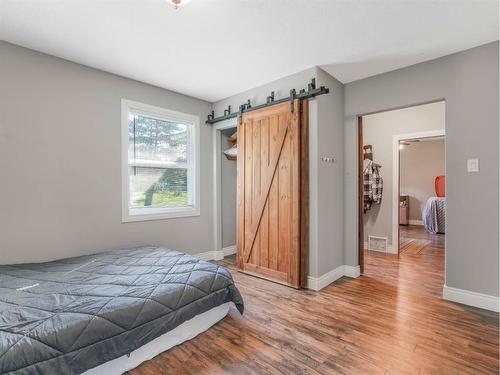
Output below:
[368,236,388,252]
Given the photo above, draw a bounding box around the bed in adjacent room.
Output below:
[0,246,244,375]
[423,196,446,234]
[422,176,446,234]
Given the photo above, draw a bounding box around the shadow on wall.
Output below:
[364,203,382,226]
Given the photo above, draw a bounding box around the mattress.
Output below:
[423,197,446,234]
[0,246,244,375]
[83,302,231,375]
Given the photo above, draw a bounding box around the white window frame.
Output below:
[121,99,200,222]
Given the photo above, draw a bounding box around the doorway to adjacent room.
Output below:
[357,101,446,289]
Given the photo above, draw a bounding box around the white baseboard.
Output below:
[200,249,499,313]
[307,265,361,291]
[196,246,236,262]
[195,250,224,261]
[343,265,361,278]
[200,249,362,293]
[443,285,499,312]
[408,219,424,226]
[364,241,398,254]
[307,266,344,291]
[386,244,398,254]
[194,251,214,261]
[222,245,237,257]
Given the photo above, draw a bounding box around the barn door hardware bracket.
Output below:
[266,91,275,104]
[206,78,329,124]
[207,110,215,122]
[289,89,296,112]
[308,78,316,91]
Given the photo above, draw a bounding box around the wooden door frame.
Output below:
[299,99,309,288]
[357,116,364,274]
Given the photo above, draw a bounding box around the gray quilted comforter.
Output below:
[0,246,244,375]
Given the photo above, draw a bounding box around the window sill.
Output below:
[122,207,200,223]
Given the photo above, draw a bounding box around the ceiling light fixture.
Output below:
[166,0,191,9]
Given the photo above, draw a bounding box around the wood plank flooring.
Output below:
[399,237,432,255]
[129,231,498,374]
[378,225,446,298]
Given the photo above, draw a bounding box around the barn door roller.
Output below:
[206,78,329,124]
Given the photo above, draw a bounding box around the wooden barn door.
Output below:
[236,99,307,288]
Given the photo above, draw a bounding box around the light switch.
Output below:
[467,158,479,173]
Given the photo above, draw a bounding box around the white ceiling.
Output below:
[1,0,498,102]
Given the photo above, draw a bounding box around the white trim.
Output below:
[195,245,236,262]
[212,119,239,258]
[443,285,499,312]
[121,99,201,223]
[194,250,224,261]
[124,207,200,223]
[307,265,361,291]
[193,251,212,261]
[392,129,445,254]
[307,266,344,291]
[222,245,237,257]
[408,219,424,226]
[386,244,398,254]
[343,265,361,278]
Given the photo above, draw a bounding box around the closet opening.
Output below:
[220,127,238,256]
[212,120,238,261]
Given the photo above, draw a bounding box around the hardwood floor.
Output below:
[368,224,446,298]
[399,225,435,255]
[129,235,498,374]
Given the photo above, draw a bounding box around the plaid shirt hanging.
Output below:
[363,160,383,212]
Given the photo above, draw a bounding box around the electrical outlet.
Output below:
[467,158,479,173]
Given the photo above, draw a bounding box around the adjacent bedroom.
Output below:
[360,101,446,280]
[0,1,499,374]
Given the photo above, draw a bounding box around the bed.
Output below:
[423,197,446,234]
[0,246,244,375]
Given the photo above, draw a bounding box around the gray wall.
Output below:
[220,129,237,248]
[213,68,317,115]
[214,67,346,277]
[0,41,214,264]
[362,101,445,243]
[344,42,499,297]
[401,139,445,222]
[315,68,345,276]
[2,39,497,298]
[0,42,348,278]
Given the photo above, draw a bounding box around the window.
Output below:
[121,99,200,222]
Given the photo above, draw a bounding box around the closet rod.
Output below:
[206,78,330,124]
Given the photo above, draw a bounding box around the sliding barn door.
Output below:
[236,99,307,288]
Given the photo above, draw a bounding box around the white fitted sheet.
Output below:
[82,302,231,375]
